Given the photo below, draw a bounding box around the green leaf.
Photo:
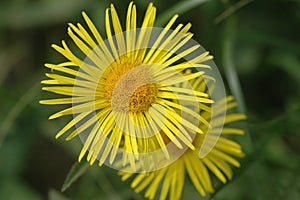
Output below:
[237,30,300,53]
[48,189,69,200]
[222,16,253,155]
[0,82,40,148]
[61,161,89,192]
[156,0,209,26]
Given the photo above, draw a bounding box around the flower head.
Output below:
[40,2,221,171]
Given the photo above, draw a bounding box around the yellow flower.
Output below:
[40,2,217,171]
[119,75,246,199]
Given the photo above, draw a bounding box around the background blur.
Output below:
[0,0,300,199]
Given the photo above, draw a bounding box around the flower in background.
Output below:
[120,74,246,199]
[40,2,218,171]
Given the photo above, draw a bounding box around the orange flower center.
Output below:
[103,59,158,112]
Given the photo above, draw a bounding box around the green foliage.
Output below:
[0,0,299,199]
[62,162,89,192]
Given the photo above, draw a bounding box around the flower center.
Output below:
[104,63,158,112]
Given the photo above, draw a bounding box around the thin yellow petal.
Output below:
[68,28,104,70]
[157,99,210,127]
[44,63,93,82]
[143,14,179,63]
[109,126,123,164]
[211,149,241,167]
[191,156,214,192]
[156,33,194,65]
[148,106,183,149]
[145,168,167,199]
[203,157,227,183]
[221,128,245,135]
[110,4,126,54]
[163,44,200,67]
[157,91,213,104]
[147,23,183,63]
[39,97,92,105]
[78,122,100,162]
[159,86,208,97]
[134,173,156,193]
[55,112,88,139]
[209,156,233,180]
[184,155,206,196]
[159,171,171,200]
[105,8,119,59]
[82,11,104,44]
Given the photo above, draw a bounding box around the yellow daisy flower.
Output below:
[119,75,246,199]
[40,2,222,171]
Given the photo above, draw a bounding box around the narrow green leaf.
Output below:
[48,189,69,200]
[222,17,246,114]
[61,161,89,192]
[156,0,209,26]
[237,30,300,53]
[0,82,40,148]
[222,16,253,155]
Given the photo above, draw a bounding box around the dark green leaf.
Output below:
[48,189,69,200]
[156,0,209,26]
[61,161,89,192]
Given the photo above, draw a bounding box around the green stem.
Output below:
[214,0,253,24]
[0,82,40,148]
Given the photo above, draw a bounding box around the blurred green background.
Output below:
[0,0,300,199]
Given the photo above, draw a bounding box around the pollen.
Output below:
[103,61,158,112]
